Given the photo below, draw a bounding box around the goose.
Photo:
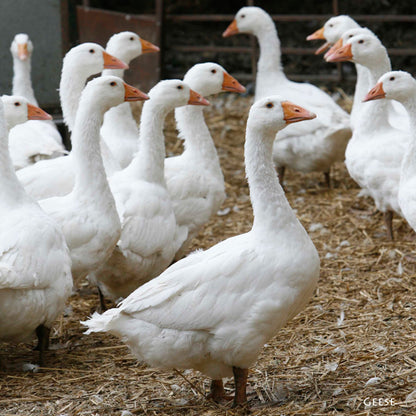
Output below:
[223,6,351,186]
[364,71,416,233]
[0,98,72,365]
[165,62,246,260]
[8,33,66,169]
[16,42,127,200]
[306,15,361,55]
[101,31,159,168]
[324,27,408,131]
[37,76,148,285]
[82,96,319,408]
[326,34,412,239]
[88,80,209,307]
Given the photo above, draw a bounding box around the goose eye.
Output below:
[110,81,117,86]
[177,85,183,90]
[89,49,95,54]
[130,37,134,41]
[14,102,21,106]
[358,40,364,44]
[266,102,273,109]
[329,24,333,27]
[241,14,245,18]
[389,76,395,81]
[211,69,217,74]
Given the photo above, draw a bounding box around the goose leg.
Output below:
[384,210,394,241]
[207,379,233,402]
[324,171,331,188]
[232,366,249,407]
[277,166,285,183]
[34,324,50,366]
[97,286,107,313]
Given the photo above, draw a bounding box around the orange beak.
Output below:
[223,19,239,37]
[281,101,316,124]
[27,103,52,121]
[325,43,353,63]
[17,43,29,60]
[363,82,386,102]
[306,26,325,41]
[140,38,160,54]
[324,38,343,60]
[123,82,149,101]
[222,71,246,93]
[102,51,129,69]
[188,89,210,106]
[315,41,331,55]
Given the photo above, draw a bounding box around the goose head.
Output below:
[183,62,246,97]
[307,15,360,54]
[147,79,209,112]
[363,71,416,104]
[248,96,316,136]
[1,95,51,129]
[223,7,273,37]
[10,33,33,61]
[326,33,385,68]
[81,75,149,113]
[106,31,159,65]
[63,42,128,78]
[324,27,375,60]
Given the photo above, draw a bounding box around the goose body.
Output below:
[327,34,412,238]
[365,71,416,232]
[101,31,159,168]
[91,80,209,301]
[223,7,351,182]
[8,33,66,169]
[37,77,147,283]
[165,63,245,259]
[83,96,319,407]
[0,98,72,363]
[16,43,127,200]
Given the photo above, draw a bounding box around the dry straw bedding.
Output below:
[1,95,416,415]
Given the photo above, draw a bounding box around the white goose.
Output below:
[364,71,416,233]
[0,98,72,365]
[223,6,351,186]
[306,15,361,55]
[37,76,148,285]
[327,34,412,239]
[101,31,159,168]
[165,62,246,260]
[82,96,319,407]
[16,43,127,200]
[324,27,408,131]
[89,80,209,306]
[8,33,66,169]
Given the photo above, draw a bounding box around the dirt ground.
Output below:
[1,94,416,415]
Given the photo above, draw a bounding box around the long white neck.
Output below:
[350,64,371,130]
[255,22,284,77]
[70,97,113,198]
[245,122,298,234]
[356,52,392,135]
[0,110,32,211]
[175,105,223,176]
[60,60,93,132]
[127,100,169,184]
[12,56,38,105]
[253,20,286,101]
[399,96,416,180]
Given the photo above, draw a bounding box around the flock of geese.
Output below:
[1,5,416,408]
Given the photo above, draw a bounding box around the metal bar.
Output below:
[166,14,416,23]
[155,0,164,79]
[169,45,416,56]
